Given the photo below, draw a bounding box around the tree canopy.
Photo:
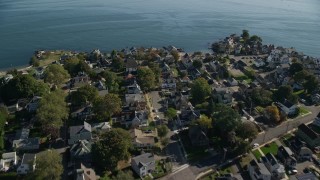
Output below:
[197,115,213,129]
[157,125,169,138]
[273,85,298,103]
[165,108,177,120]
[92,128,132,172]
[236,121,258,140]
[289,62,303,75]
[93,93,121,121]
[70,85,98,107]
[0,74,49,103]
[111,170,134,180]
[100,70,121,93]
[31,150,63,180]
[303,74,319,93]
[191,77,211,104]
[36,90,69,138]
[212,104,241,134]
[251,88,273,106]
[265,106,281,123]
[192,60,203,69]
[44,64,70,85]
[137,67,156,91]
[111,57,124,71]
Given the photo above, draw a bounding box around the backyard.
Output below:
[151,160,172,179]
[260,141,279,155]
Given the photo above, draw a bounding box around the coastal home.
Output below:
[69,72,91,89]
[130,128,155,149]
[74,163,98,180]
[261,153,285,179]
[177,103,200,126]
[12,138,40,151]
[69,121,110,139]
[311,94,320,105]
[313,113,320,127]
[70,140,92,162]
[275,100,298,116]
[188,126,209,147]
[25,96,41,112]
[296,124,320,148]
[125,59,138,73]
[13,128,40,151]
[254,58,265,68]
[248,159,271,180]
[0,152,17,172]
[295,173,317,180]
[127,80,142,94]
[213,87,233,104]
[131,153,155,177]
[71,105,94,120]
[297,147,313,161]
[68,121,92,145]
[277,145,297,168]
[17,153,36,175]
[125,93,145,107]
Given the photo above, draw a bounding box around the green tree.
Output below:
[31,150,63,180]
[111,57,124,71]
[265,106,281,123]
[303,75,319,93]
[171,50,180,62]
[137,67,156,91]
[192,60,203,69]
[161,137,170,147]
[44,64,70,85]
[251,88,273,106]
[249,35,262,43]
[197,115,212,129]
[0,74,49,103]
[293,70,309,83]
[212,104,241,133]
[29,56,40,67]
[242,30,250,42]
[92,128,132,172]
[93,94,121,121]
[0,110,7,151]
[70,85,98,107]
[157,125,169,139]
[111,170,134,180]
[289,63,304,75]
[191,77,211,104]
[147,62,161,84]
[273,85,298,103]
[36,90,69,138]
[236,121,258,140]
[100,70,121,93]
[165,108,177,120]
[64,57,80,76]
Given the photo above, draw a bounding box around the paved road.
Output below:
[252,105,319,145]
[149,91,165,120]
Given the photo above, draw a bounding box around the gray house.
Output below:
[277,145,297,168]
[70,140,92,162]
[68,122,92,145]
[131,153,155,177]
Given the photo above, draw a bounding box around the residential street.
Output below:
[252,105,320,145]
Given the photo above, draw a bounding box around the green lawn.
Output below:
[299,107,310,116]
[200,167,232,180]
[151,160,171,179]
[239,155,253,168]
[252,150,263,160]
[293,89,305,95]
[261,142,278,155]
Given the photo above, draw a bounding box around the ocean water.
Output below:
[0,0,319,69]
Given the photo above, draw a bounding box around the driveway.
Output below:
[252,105,320,145]
[148,91,165,120]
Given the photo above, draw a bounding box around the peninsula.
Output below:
[0,30,319,180]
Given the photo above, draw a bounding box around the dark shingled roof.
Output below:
[298,124,318,140]
[125,59,138,69]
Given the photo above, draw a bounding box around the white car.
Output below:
[253,143,259,148]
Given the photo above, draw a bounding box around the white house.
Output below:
[131,153,155,177]
[248,160,271,180]
[254,58,265,68]
[276,100,298,116]
[0,152,17,172]
[17,153,36,175]
[261,153,285,179]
